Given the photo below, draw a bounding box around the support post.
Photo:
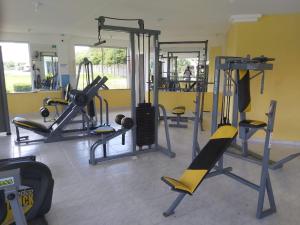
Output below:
[163,193,186,217]
[130,32,137,153]
[153,34,160,148]
[211,57,221,134]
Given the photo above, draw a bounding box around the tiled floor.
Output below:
[1,111,300,225]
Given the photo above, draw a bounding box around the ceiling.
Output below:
[1,0,300,43]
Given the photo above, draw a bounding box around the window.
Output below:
[0,42,32,92]
[75,46,128,89]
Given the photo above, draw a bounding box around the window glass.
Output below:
[75,46,128,89]
[0,42,32,92]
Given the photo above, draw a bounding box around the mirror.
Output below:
[31,44,59,90]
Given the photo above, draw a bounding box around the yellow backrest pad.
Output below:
[179,169,207,193]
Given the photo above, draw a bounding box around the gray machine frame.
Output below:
[89,104,172,164]
[0,47,11,135]
[162,57,279,219]
[211,56,300,169]
[89,16,175,162]
[0,169,28,225]
[14,76,108,144]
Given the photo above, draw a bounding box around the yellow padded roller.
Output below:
[46,98,69,106]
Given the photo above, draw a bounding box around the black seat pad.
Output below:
[12,117,50,134]
[239,120,267,128]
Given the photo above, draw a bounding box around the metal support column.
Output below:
[211,57,221,134]
[153,34,160,148]
[0,47,11,135]
[130,32,137,153]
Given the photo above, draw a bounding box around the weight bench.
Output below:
[162,123,278,219]
[12,117,51,143]
[89,116,134,165]
[169,106,188,128]
[161,125,237,215]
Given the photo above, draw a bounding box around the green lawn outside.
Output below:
[4,71,128,93]
[4,71,32,93]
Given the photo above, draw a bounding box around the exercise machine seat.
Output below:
[172,106,186,115]
[91,126,116,135]
[239,120,267,129]
[46,98,69,106]
[12,117,50,134]
[162,125,237,195]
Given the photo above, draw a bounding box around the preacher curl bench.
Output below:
[162,125,277,219]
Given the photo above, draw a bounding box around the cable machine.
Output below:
[94,16,175,159]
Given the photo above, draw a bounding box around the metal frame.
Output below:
[89,17,175,163]
[89,128,131,164]
[14,77,108,144]
[211,56,300,169]
[162,56,281,219]
[0,169,28,225]
[169,114,188,128]
[0,47,11,135]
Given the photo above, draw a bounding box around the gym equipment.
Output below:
[121,117,134,129]
[158,41,208,131]
[12,76,108,144]
[0,156,54,225]
[76,57,110,127]
[90,16,175,163]
[40,83,71,122]
[0,47,11,135]
[169,106,188,128]
[161,56,279,219]
[115,114,125,125]
[89,114,134,164]
[161,124,277,218]
[76,57,109,91]
[211,56,300,169]
[158,41,208,92]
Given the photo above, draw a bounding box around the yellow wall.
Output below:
[226,14,300,141]
[98,89,131,108]
[208,46,223,92]
[7,89,219,116]
[7,89,132,115]
[7,91,62,115]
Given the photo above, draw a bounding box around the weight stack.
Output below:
[136,103,155,147]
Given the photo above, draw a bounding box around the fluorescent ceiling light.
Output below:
[229,14,262,23]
